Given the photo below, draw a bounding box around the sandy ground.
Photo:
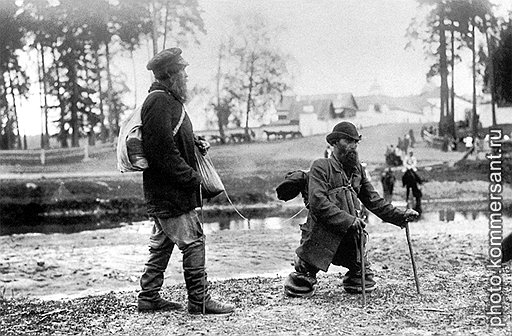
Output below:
[0,214,304,300]
[1,201,510,302]
[1,202,511,336]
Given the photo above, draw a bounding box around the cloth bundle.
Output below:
[195,148,224,199]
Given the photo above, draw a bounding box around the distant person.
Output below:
[402,151,422,214]
[324,145,332,158]
[397,137,403,153]
[138,47,234,314]
[403,133,410,153]
[394,142,402,158]
[283,121,418,297]
[409,129,416,148]
[463,136,474,156]
[385,145,393,155]
[381,167,396,203]
[474,136,483,160]
[420,125,426,140]
[404,151,418,172]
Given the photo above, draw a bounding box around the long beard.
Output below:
[340,150,359,175]
[163,74,188,102]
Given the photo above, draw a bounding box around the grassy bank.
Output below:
[1,123,509,226]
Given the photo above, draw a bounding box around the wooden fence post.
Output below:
[83,143,90,161]
[40,149,45,165]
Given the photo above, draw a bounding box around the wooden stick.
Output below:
[360,229,366,306]
[405,223,421,294]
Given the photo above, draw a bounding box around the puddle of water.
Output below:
[0,205,506,236]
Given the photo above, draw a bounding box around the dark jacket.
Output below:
[141,82,201,218]
[296,156,406,271]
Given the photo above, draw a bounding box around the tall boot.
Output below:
[335,228,376,293]
[138,245,182,311]
[183,237,234,314]
[415,197,422,214]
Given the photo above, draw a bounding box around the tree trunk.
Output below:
[484,20,497,126]
[215,46,226,143]
[438,15,449,137]
[7,70,21,149]
[105,43,117,140]
[69,65,80,147]
[449,25,456,138]
[163,0,170,49]
[244,63,254,139]
[471,20,478,137]
[130,48,138,108]
[244,56,255,139]
[37,43,51,148]
[0,72,13,149]
[94,46,107,141]
[84,63,96,146]
[151,1,159,56]
[37,43,49,149]
[51,46,68,148]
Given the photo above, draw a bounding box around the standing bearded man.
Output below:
[137,47,234,314]
[284,121,418,297]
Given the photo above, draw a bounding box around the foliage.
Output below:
[406,0,497,136]
[0,0,205,148]
[0,1,29,149]
[491,21,512,106]
[219,13,294,136]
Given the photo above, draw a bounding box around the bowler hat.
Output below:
[146,47,189,72]
[326,121,361,145]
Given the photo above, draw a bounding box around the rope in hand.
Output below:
[204,151,308,224]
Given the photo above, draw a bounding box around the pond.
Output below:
[0,204,500,236]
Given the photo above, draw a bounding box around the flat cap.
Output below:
[146,47,189,71]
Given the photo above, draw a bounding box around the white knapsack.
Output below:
[116,90,186,173]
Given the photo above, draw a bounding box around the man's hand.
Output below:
[196,139,210,156]
[404,209,419,222]
[350,218,366,232]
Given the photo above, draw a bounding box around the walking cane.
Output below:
[360,228,366,306]
[405,221,420,294]
[199,184,206,314]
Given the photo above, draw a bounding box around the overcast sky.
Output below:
[195,0,431,97]
[183,0,510,97]
[18,0,512,135]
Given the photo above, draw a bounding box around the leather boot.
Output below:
[183,237,234,315]
[284,256,318,298]
[138,297,183,312]
[414,196,422,214]
[138,245,182,311]
[342,267,376,294]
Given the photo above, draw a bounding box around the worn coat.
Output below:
[296,156,406,271]
[141,82,201,218]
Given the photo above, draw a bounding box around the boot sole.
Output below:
[188,309,234,315]
[343,285,376,294]
[138,306,183,312]
[284,287,316,298]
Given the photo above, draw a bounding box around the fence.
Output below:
[422,130,445,150]
[0,142,115,166]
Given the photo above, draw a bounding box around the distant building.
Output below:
[275,93,358,136]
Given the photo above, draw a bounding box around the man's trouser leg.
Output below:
[159,210,234,314]
[334,227,376,293]
[138,218,181,311]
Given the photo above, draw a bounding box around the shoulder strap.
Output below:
[146,89,186,137]
[173,106,186,136]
